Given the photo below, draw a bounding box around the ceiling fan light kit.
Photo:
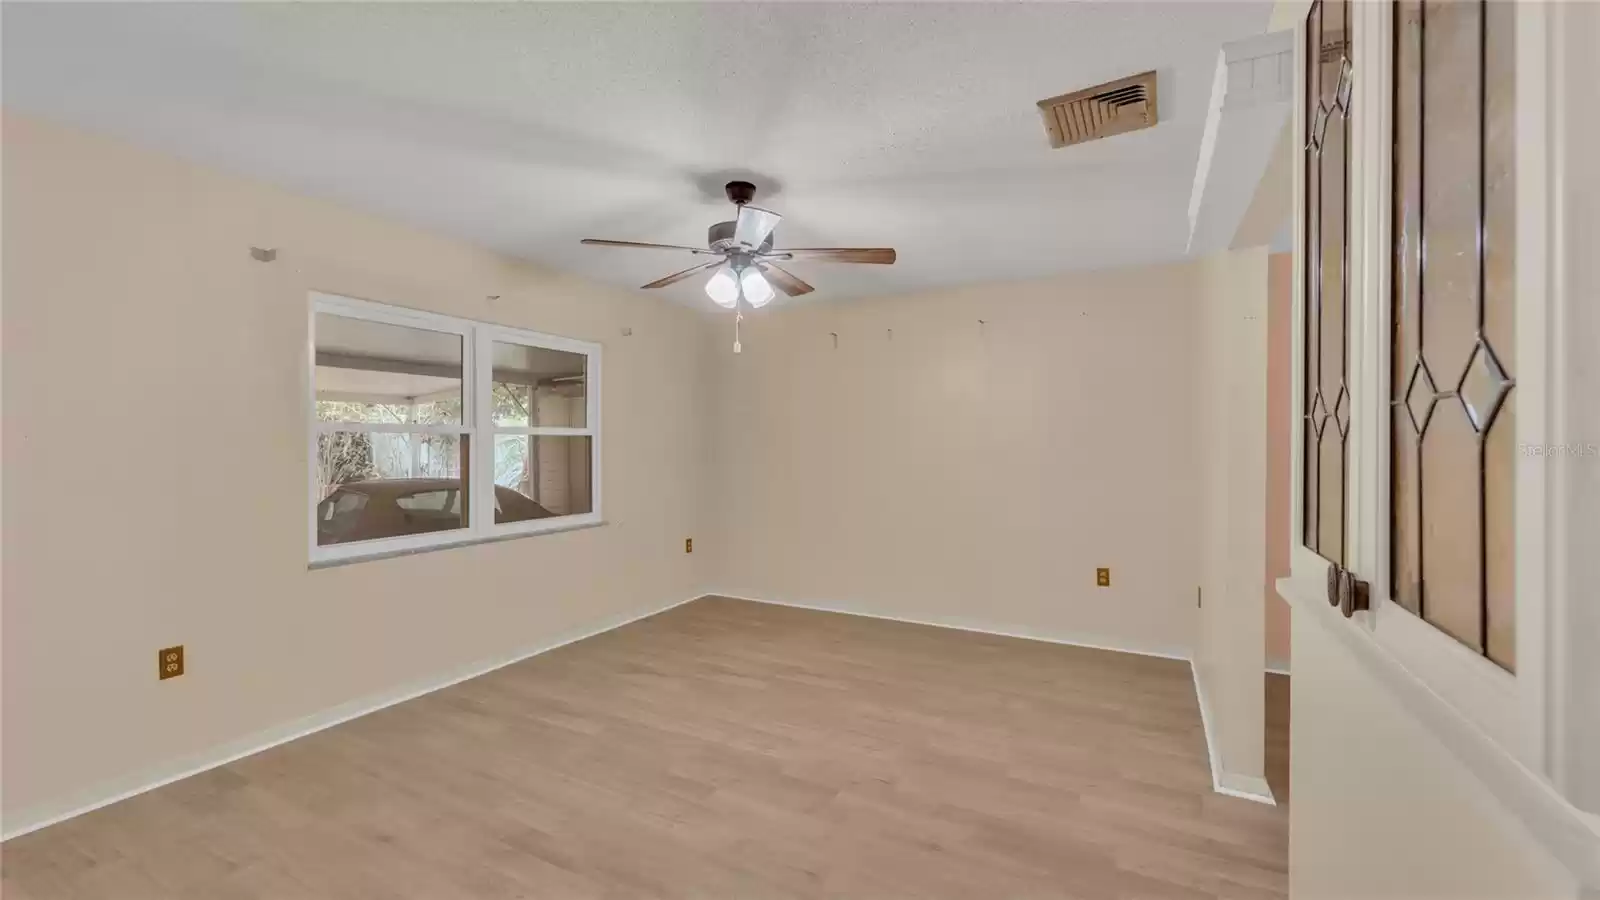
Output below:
[581,180,898,351]
[739,267,775,308]
[705,267,739,309]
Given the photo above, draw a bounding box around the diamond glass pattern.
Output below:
[1459,339,1512,433]
[1403,358,1438,436]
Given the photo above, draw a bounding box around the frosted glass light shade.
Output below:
[741,268,775,308]
[705,267,739,308]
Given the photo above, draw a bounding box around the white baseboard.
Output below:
[1191,663,1277,806]
[1218,772,1278,802]
[1,594,702,842]
[707,592,1194,663]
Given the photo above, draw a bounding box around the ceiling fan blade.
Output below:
[641,259,723,289]
[767,247,897,265]
[758,263,814,297]
[733,205,783,248]
[582,238,716,254]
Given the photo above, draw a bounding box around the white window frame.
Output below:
[1284,0,1558,775]
[474,322,602,541]
[308,292,601,565]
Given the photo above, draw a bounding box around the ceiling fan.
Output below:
[580,180,896,309]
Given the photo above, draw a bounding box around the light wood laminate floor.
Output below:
[1263,673,1290,806]
[3,597,1289,899]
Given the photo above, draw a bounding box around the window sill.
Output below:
[1277,577,1600,888]
[309,519,608,570]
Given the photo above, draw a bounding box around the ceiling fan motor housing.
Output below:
[708,220,773,254]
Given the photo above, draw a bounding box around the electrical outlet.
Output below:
[159,645,184,680]
[1096,567,1111,587]
[685,537,693,554]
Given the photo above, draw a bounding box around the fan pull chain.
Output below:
[733,308,743,354]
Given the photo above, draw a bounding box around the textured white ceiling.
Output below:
[2,2,1271,305]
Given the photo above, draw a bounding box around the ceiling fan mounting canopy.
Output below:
[579,178,897,305]
[724,180,757,206]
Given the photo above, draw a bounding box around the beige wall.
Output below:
[1265,252,1292,670]
[0,113,716,829]
[1193,247,1269,793]
[1290,611,1577,900]
[706,263,1202,658]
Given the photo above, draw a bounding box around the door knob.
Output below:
[1326,562,1371,619]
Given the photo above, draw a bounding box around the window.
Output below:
[1390,0,1516,669]
[488,341,593,521]
[1303,0,1353,565]
[309,293,600,563]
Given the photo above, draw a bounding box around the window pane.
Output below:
[1303,73,1321,550]
[493,435,593,521]
[315,313,463,425]
[1482,0,1515,368]
[1394,0,1423,378]
[1307,0,1322,103]
[492,342,587,428]
[1320,0,1346,104]
[1420,0,1481,387]
[315,432,469,545]
[1319,109,1346,410]
[395,490,455,513]
[1302,0,1350,564]
[1318,421,1344,563]
[1392,0,1424,615]
[1485,392,1515,667]
[1320,105,1346,566]
[1392,407,1422,614]
[1389,0,1514,670]
[1482,0,1516,670]
[1421,401,1482,649]
[1304,419,1319,548]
